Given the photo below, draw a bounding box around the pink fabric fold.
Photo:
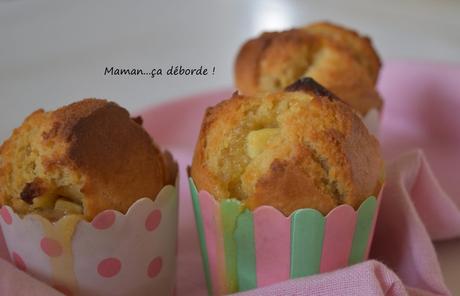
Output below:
[0,61,458,295]
[0,259,63,296]
[371,150,453,296]
[235,260,408,296]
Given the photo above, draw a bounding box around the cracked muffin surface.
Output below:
[234,21,382,116]
[191,78,383,215]
[0,98,177,221]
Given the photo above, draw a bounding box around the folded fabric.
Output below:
[371,150,455,296]
[235,260,407,296]
[0,259,63,296]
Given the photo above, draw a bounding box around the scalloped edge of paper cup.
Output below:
[0,183,178,296]
[189,177,382,295]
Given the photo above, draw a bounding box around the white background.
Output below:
[1,0,460,293]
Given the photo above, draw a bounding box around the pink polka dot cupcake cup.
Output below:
[189,178,383,295]
[0,184,178,296]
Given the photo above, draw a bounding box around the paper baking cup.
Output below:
[362,108,380,136]
[189,178,382,295]
[0,184,178,296]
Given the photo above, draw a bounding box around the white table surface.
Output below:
[1,0,460,294]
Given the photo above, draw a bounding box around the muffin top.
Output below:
[191,78,384,215]
[234,21,382,116]
[303,22,381,82]
[0,99,177,221]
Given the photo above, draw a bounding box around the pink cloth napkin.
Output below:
[0,259,63,296]
[0,60,459,295]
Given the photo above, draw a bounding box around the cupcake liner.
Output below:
[0,183,178,296]
[189,178,382,295]
[362,108,380,136]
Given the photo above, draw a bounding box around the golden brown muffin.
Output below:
[234,21,382,116]
[303,22,381,83]
[191,78,383,215]
[0,99,177,221]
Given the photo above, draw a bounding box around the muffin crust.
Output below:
[191,79,383,215]
[234,22,382,116]
[0,99,176,221]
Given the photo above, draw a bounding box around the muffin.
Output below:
[234,21,382,116]
[189,79,384,294]
[191,77,383,215]
[0,98,177,221]
[0,99,179,296]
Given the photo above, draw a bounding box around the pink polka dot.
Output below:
[97,258,121,278]
[53,285,73,296]
[0,207,12,225]
[147,257,162,278]
[12,252,26,271]
[92,211,116,230]
[145,209,161,231]
[40,238,62,257]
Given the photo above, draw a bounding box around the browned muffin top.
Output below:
[0,99,177,221]
[234,21,382,116]
[191,79,384,215]
[303,22,381,82]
